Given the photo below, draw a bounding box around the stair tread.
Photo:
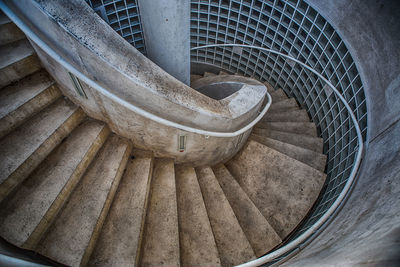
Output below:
[269,98,299,112]
[203,71,216,77]
[253,127,324,153]
[89,155,153,267]
[226,140,326,238]
[176,165,222,267]
[141,158,180,267]
[250,134,326,171]
[213,164,282,257]
[0,121,109,248]
[0,98,84,202]
[256,121,318,137]
[0,39,34,70]
[196,166,256,267]
[268,88,288,102]
[190,74,202,84]
[262,109,310,122]
[0,71,61,138]
[36,135,131,267]
[0,11,11,25]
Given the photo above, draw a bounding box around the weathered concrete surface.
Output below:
[253,128,324,153]
[196,166,256,267]
[283,115,400,267]
[140,158,180,267]
[226,140,326,238]
[268,98,299,113]
[0,121,109,249]
[0,98,84,203]
[36,135,131,267]
[267,88,287,102]
[89,156,153,267]
[0,70,61,139]
[175,165,221,267]
[256,121,318,137]
[262,109,310,122]
[250,134,326,172]
[0,13,25,45]
[138,0,190,85]
[3,0,266,165]
[0,38,41,87]
[213,164,282,257]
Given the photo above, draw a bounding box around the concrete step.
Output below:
[269,98,299,113]
[175,165,222,267]
[0,98,84,203]
[262,109,310,122]
[0,121,110,248]
[0,71,61,139]
[190,74,202,84]
[219,70,229,75]
[196,166,255,267]
[250,134,326,172]
[0,10,11,25]
[268,88,288,102]
[212,164,282,257]
[203,71,216,77]
[252,128,324,153]
[89,155,153,267]
[36,135,131,267]
[225,140,326,238]
[256,121,318,137]
[0,19,25,45]
[140,158,180,267]
[0,39,41,88]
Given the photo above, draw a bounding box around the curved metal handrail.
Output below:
[191,44,364,266]
[0,2,271,138]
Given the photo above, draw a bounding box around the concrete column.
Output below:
[138,0,190,85]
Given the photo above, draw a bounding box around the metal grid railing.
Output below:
[190,0,367,264]
[85,0,146,54]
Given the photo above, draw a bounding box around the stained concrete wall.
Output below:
[138,0,190,85]
[284,0,400,265]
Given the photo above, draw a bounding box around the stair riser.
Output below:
[81,142,131,266]
[0,54,41,88]
[0,85,61,139]
[0,23,25,45]
[0,109,85,203]
[22,125,110,250]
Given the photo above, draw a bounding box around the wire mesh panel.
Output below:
[190,0,367,262]
[85,0,146,54]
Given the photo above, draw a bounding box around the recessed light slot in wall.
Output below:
[68,72,87,99]
[178,134,187,152]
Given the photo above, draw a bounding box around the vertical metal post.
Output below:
[137,0,190,85]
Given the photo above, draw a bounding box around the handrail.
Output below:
[191,44,364,266]
[0,2,271,138]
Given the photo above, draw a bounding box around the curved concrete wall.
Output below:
[284,0,400,265]
[5,0,267,166]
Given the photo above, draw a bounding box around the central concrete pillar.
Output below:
[138,0,190,85]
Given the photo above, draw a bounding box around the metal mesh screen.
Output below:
[85,0,146,54]
[190,0,367,260]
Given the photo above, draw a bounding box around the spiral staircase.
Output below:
[0,10,335,266]
[1,1,400,267]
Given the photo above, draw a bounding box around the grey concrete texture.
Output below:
[226,140,326,239]
[196,166,256,267]
[0,38,41,87]
[0,98,84,203]
[256,121,318,137]
[284,112,400,267]
[0,121,109,249]
[7,0,262,133]
[140,158,180,267]
[36,134,131,266]
[175,165,222,267]
[138,0,190,85]
[212,164,282,257]
[89,156,153,267]
[0,70,61,139]
[0,18,25,45]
